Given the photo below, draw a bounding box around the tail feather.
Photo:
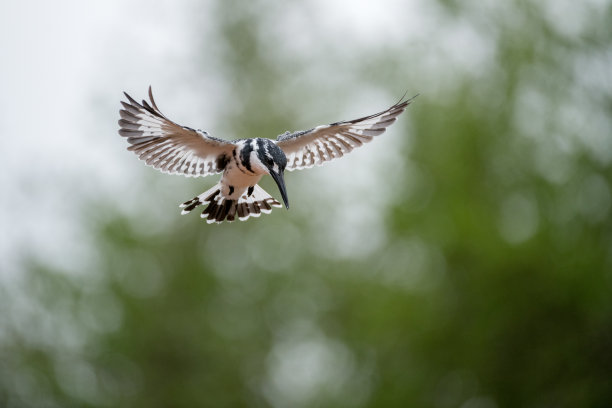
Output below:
[227,200,238,222]
[179,183,282,224]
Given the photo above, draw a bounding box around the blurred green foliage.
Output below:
[2,0,612,407]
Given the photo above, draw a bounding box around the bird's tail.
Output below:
[179,183,282,224]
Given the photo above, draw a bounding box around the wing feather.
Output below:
[276,94,417,171]
[118,86,235,177]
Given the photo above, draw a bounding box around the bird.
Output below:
[118,87,417,224]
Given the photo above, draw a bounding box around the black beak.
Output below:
[270,170,289,209]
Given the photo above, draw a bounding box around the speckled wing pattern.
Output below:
[275,94,417,171]
[118,87,235,178]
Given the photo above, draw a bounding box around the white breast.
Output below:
[220,162,263,199]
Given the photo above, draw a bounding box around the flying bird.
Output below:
[118,87,417,223]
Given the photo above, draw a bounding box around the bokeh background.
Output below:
[1,0,612,407]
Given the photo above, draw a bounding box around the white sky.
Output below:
[0,0,207,275]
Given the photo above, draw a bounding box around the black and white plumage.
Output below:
[118,87,416,223]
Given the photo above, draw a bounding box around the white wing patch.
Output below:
[118,87,236,178]
[275,94,417,171]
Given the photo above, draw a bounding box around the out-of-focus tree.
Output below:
[1,0,611,407]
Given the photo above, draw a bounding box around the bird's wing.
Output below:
[275,94,417,171]
[118,87,236,177]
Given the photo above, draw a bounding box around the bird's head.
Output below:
[255,139,289,209]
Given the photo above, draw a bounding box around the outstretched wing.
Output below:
[276,94,417,171]
[118,87,236,177]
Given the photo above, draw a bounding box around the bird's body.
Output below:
[219,140,265,199]
[118,87,416,223]
[179,138,288,222]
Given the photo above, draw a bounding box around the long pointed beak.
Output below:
[270,170,289,209]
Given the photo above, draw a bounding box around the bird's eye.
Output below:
[266,157,274,165]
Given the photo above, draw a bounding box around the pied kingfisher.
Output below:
[118,87,417,223]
